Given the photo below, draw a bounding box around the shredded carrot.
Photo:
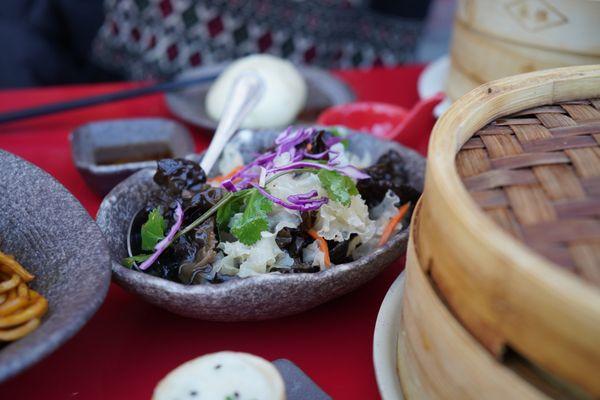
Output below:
[307,229,331,268]
[378,202,411,247]
[208,165,244,183]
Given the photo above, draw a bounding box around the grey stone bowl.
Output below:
[70,118,195,196]
[96,130,424,321]
[0,150,111,383]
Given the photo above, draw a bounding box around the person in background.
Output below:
[0,0,432,87]
[0,0,113,87]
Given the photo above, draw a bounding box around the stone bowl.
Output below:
[0,150,111,383]
[71,118,195,196]
[96,130,425,321]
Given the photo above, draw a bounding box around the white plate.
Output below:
[373,271,405,400]
[417,55,451,118]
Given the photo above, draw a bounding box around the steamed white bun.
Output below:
[153,351,286,400]
[206,54,307,129]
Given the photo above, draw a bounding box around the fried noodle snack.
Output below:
[0,251,48,341]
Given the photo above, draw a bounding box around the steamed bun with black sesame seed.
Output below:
[153,351,286,400]
[206,54,307,129]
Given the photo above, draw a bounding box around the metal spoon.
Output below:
[126,72,265,262]
[200,72,265,173]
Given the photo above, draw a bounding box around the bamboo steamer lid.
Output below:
[456,0,600,57]
[447,0,600,100]
[417,65,600,396]
[399,201,553,399]
[446,59,482,103]
[447,20,600,100]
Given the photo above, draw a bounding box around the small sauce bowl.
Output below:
[71,118,195,196]
[317,94,444,155]
[317,102,408,139]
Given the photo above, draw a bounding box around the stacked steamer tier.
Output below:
[447,0,600,101]
[398,65,600,399]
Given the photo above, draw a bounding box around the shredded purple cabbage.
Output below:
[301,149,330,159]
[220,127,369,212]
[269,161,370,180]
[287,190,318,201]
[325,136,345,147]
[335,165,371,180]
[139,202,184,271]
[275,127,316,155]
[251,184,328,211]
[221,179,237,192]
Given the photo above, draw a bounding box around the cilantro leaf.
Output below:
[230,189,273,245]
[122,254,151,268]
[317,169,358,207]
[330,127,344,137]
[141,208,166,251]
[216,189,251,231]
[329,127,350,149]
[231,217,269,245]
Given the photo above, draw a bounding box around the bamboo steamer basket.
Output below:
[446,58,482,106]
[447,20,600,100]
[447,0,600,100]
[455,0,600,56]
[415,65,600,397]
[398,201,552,399]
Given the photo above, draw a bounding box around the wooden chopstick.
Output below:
[0,74,218,125]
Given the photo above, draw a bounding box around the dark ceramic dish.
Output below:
[71,118,195,196]
[96,130,424,321]
[0,150,111,383]
[272,359,331,400]
[165,64,355,130]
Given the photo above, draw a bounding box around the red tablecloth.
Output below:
[0,66,427,400]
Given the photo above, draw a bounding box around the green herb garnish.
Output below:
[216,189,251,231]
[127,165,342,265]
[176,192,232,239]
[122,207,166,267]
[230,188,273,245]
[141,208,166,251]
[122,254,151,268]
[317,169,358,207]
[330,127,350,149]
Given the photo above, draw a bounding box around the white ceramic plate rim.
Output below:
[373,271,405,400]
[417,55,451,118]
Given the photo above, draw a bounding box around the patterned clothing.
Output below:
[93,0,425,79]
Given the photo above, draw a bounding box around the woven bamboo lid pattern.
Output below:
[456,99,600,286]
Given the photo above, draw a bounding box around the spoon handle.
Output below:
[200,73,264,174]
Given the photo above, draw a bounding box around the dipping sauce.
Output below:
[94,145,174,166]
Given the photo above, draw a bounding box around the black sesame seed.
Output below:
[189,390,198,397]
[234,392,239,398]
[214,364,222,370]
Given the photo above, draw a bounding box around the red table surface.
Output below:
[0,66,428,400]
